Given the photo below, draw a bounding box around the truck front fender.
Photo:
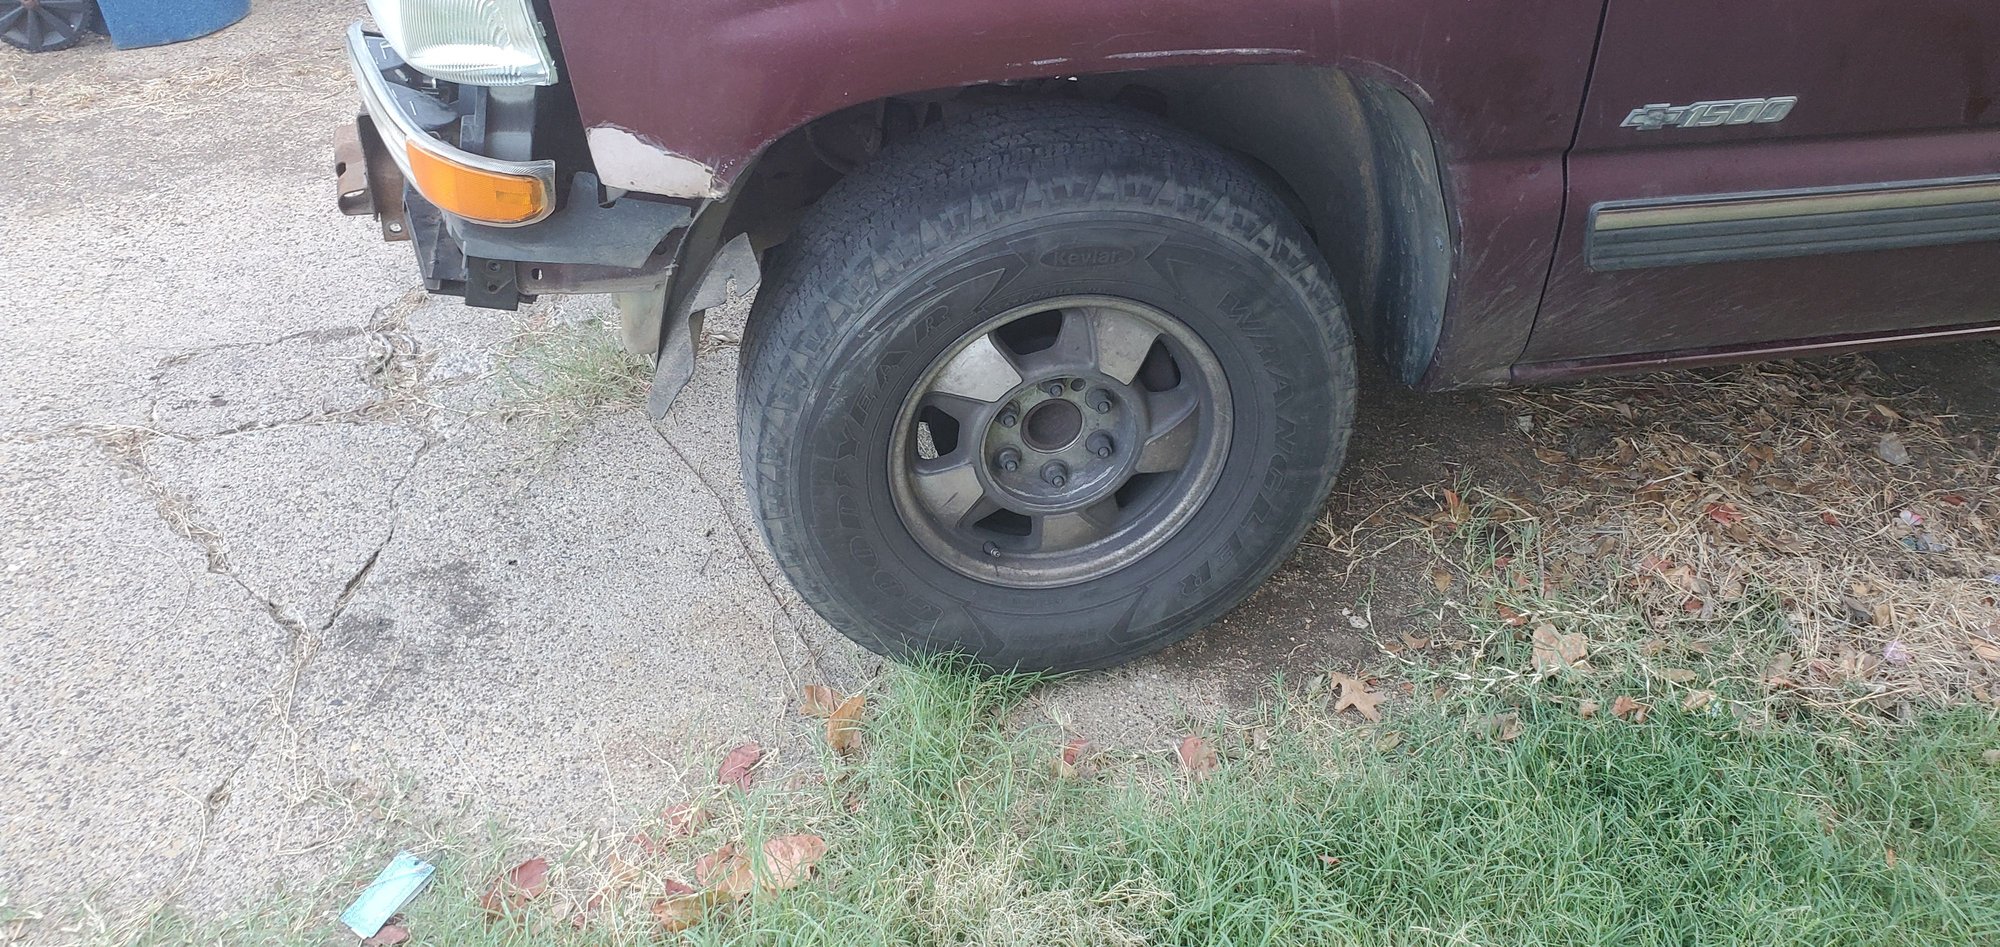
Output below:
[545,0,1605,388]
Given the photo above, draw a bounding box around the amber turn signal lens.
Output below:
[403,142,548,224]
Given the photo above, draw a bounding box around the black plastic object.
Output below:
[1,0,96,52]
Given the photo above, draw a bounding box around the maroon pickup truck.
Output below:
[336,1,2000,671]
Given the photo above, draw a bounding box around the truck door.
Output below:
[1522,1,2000,370]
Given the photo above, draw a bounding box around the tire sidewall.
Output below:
[774,197,1351,670]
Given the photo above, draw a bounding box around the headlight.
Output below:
[364,0,557,87]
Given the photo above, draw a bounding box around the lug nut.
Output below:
[1042,461,1070,488]
[1087,432,1114,458]
[1088,389,1115,414]
[1044,380,1067,397]
[997,402,1019,427]
[1069,378,1086,391]
[994,448,1022,473]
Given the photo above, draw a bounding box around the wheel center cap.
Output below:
[1021,398,1082,452]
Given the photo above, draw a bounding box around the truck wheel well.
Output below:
[717,65,1451,385]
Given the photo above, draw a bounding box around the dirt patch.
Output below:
[1155,359,1544,700]
[1159,343,2000,715]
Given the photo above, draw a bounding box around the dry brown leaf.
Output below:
[1658,668,1698,685]
[1430,569,1454,593]
[663,801,709,839]
[1704,502,1745,526]
[1968,637,2000,664]
[1610,696,1648,722]
[478,857,551,918]
[1576,699,1600,719]
[695,844,756,898]
[1764,651,1797,688]
[760,835,828,892]
[1491,712,1523,742]
[651,889,731,933]
[718,743,762,790]
[827,694,867,757]
[1176,735,1218,780]
[629,829,667,856]
[799,685,842,718]
[1331,673,1385,722]
[1495,603,1529,627]
[1441,488,1470,525]
[1318,854,1343,868]
[1682,689,1716,712]
[1052,736,1091,779]
[693,844,736,885]
[1531,622,1588,678]
[363,921,410,946]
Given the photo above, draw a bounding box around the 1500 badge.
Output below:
[1621,96,1798,131]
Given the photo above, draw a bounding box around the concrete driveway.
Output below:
[0,2,1385,927]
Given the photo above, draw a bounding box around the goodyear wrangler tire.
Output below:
[739,102,1356,672]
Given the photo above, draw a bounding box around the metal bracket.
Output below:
[336,115,410,241]
[463,257,521,311]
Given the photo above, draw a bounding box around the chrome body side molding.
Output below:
[1587,177,2000,270]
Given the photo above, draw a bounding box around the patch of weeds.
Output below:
[1331,356,2000,711]
[496,307,650,446]
[1384,477,1995,724]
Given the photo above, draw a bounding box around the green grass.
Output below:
[112,663,1999,946]
[706,665,1999,947]
[496,313,650,442]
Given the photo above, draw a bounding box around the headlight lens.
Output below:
[364,0,557,87]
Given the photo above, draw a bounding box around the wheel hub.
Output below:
[981,372,1144,514]
[1021,398,1082,451]
[888,295,1233,588]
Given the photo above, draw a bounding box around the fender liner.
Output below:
[637,232,761,418]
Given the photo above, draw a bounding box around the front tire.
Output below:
[739,102,1356,672]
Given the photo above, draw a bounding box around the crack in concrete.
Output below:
[320,435,434,633]
[82,289,445,924]
[648,419,828,687]
[95,420,311,638]
[149,324,370,372]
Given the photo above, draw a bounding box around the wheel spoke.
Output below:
[1082,306,1161,385]
[43,7,79,40]
[1033,498,1119,551]
[929,332,1022,403]
[910,457,987,525]
[1018,306,1097,372]
[919,390,992,429]
[0,8,27,34]
[1135,386,1200,473]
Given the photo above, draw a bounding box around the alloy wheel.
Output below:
[888,295,1233,588]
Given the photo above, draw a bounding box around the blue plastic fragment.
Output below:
[340,851,435,938]
[95,0,250,49]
